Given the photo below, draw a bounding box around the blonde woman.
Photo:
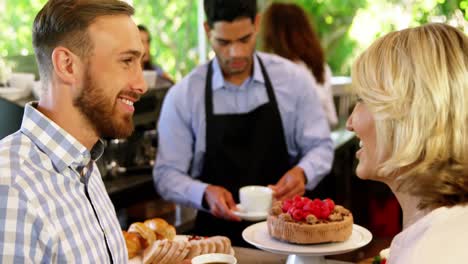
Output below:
[346,23,468,263]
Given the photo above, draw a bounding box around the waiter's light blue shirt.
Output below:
[153,52,334,209]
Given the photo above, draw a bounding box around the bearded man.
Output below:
[0,0,147,262]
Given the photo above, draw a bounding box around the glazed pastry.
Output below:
[126,217,233,263]
[128,222,156,249]
[123,231,142,258]
[144,218,176,240]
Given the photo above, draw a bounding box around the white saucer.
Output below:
[232,204,268,222]
[192,253,237,264]
[242,221,372,256]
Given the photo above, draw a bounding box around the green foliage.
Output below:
[133,0,199,80]
[264,0,466,75]
[0,1,46,57]
[0,0,465,79]
[290,0,367,74]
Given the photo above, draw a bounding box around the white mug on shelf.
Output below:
[8,72,35,91]
[143,70,157,89]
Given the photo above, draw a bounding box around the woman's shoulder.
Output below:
[413,205,468,262]
[429,204,468,230]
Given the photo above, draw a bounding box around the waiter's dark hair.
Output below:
[33,0,134,82]
[204,0,257,28]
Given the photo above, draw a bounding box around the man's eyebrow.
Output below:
[215,37,230,43]
[215,32,253,43]
[119,50,142,57]
[238,33,253,40]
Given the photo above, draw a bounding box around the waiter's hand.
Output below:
[204,185,241,222]
[269,166,306,201]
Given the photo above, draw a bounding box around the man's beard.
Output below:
[74,69,136,139]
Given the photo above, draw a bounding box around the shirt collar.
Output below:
[20,102,105,172]
[211,52,265,91]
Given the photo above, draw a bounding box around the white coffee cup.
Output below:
[192,253,237,264]
[239,185,273,213]
[143,70,157,89]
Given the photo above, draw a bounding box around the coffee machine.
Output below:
[98,86,170,179]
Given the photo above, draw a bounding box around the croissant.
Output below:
[125,218,234,263]
[125,234,233,263]
[123,231,142,258]
[144,218,176,240]
[128,222,156,249]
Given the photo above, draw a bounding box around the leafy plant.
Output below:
[0,0,465,79]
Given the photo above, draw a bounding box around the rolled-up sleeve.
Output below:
[153,85,208,210]
[293,68,334,190]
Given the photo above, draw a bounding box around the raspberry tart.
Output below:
[267,196,353,244]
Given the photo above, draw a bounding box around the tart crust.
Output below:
[267,213,353,244]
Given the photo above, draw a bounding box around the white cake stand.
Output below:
[242,222,372,264]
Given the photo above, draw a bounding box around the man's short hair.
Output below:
[203,0,257,28]
[33,0,134,82]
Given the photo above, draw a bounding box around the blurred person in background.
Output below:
[138,24,174,85]
[154,0,333,246]
[262,2,338,127]
[347,23,468,263]
[0,0,147,262]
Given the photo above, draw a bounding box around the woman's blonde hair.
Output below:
[352,23,468,210]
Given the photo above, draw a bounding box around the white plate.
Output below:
[232,204,268,221]
[242,221,372,256]
[128,255,142,264]
[192,253,237,264]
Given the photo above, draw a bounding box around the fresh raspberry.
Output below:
[293,195,302,203]
[282,200,293,213]
[324,198,335,211]
[295,200,305,210]
[292,209,304,221]
[313,198,322,206]
[310,204,321,218]
[320,206,331,219]
[288,206,297,216]
[286,197,337,220]
[303,200,314,212]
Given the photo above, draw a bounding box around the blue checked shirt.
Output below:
[0,103,127,263]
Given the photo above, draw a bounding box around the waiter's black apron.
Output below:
[193,57,290,247]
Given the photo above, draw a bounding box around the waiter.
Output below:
[153,0,334,246]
